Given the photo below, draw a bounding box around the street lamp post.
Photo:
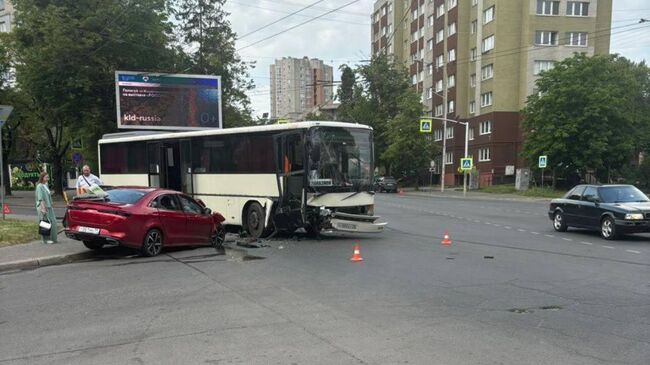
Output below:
[421,116,469,197]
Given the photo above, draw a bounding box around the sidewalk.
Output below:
[3,189,71,209]
[0,233,94,273]
[401,186,552,202]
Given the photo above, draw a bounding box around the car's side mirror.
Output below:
[203,208,212,215]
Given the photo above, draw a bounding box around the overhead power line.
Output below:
[237,0,361,52]
[237,0,328,40]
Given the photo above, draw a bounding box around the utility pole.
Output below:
[440,5,449,193]
[0,106,14,220]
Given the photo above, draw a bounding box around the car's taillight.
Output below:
[98,209,131,217]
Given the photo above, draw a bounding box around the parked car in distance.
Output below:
[374,176,398,193]
[548,184,650,240]
[64,187,226,256]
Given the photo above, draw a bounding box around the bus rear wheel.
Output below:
[245,202,271,239]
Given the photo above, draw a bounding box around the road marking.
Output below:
[485,222,492,225]
[493,224,501,227]
[602,245,615,249]
[545,234,554,238]
[531,232,540,235]
[562,238,572,242]
[517,229,526,232]
[580,241,593,245]
[626,250,641,254]
[504,226,512,229]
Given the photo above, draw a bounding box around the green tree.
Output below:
[338,55,412,173]
[382,91,438,186]
[10,0,176,194]
[522,54,649,183]
[174,0,255,128]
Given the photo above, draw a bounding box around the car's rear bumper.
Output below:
[614,219,650,233]
[65,230,122,246]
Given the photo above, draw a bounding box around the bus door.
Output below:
[274,132,306,227]
[148,141,182,192]
[179,140,193,195]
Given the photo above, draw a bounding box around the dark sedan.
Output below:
[548,184,650,240]
[374,176,398,193]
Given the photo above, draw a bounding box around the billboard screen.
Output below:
[115,71,222,130]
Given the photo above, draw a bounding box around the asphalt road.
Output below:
[0,193,648,364]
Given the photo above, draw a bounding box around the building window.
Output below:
[470,48,477,61]
[447,74,455,88]
[448,100,455,113]
[412,74,417,85]
[483,6,495,24]
[445,151,454,165]
[412,8,418,19]
[446,126,454,139]
[448,22,456,36]
[567,1,589,16]
[381,26,387,36]
[435,104,444,116]
[420,27,425,38]
[436,29,444,43]
[469,101,476,114]
[427,87,433,99]
[482,35,495,52]
[478,148,491,162]
[436,54,444,67]
[448,49,456,62]
[428,63,433,75]
[388,2,393,13]
[437,4,445,18]
[434,129,443,141]
[412,31,419,42]
[472,0,478,6]
[536,0,560,15]
[535,31,558,45]
[534,60,556,75]
[428,39,434,50]
[382,6,387,16]
[480,120,492,135]
[481,64,494,80]
[566,32,588,46]
[436,79,443,92]
[418,70,424,81]
[428,15,434,27]
[471,20,477,34]
[470,74,476,87]
[481,92,493,107]
[448,0,457,9]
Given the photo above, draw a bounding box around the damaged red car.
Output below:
[64,187,226,257]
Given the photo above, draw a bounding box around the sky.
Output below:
[224,0,650,118]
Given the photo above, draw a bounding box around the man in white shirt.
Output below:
[76,165,103,195]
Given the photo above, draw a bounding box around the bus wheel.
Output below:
[245,203,268,239]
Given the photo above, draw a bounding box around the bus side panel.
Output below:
[100,174,149,187]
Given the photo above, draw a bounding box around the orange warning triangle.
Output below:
[3,204,11,215]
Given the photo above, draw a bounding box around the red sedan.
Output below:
[64,187,226,257]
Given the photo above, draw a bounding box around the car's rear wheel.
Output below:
[553,211,568,232]
[600,216,618,240]
[83,241,103,250]
[141,229,163,257]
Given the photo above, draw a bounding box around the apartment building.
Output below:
[0,0,14,33]
[270,57,334,122]
[372,0,612,186]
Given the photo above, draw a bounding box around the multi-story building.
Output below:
[0,0,15,33]
[372,0,612,186]
[270,57,334,122]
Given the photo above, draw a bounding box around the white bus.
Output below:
[98,121,386,238]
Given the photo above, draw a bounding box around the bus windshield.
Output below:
[307,127,373,190]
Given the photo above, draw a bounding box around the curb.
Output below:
[401,191,551,203]
[0,251,96,273]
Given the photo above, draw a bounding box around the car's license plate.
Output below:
[78,226,100,235]
[337,222,357,230]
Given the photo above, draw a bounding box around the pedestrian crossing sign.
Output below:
[460,158,473,171]
[419,119,432,133]
[538,155,547,168]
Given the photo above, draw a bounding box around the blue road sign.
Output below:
[419,119,432,133]
[538,155,548,168]
[72,152,83,165]
[460,158,473,171]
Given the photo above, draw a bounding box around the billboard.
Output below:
[115,71,222,130]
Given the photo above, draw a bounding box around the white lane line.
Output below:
[531,232,540,235]
[517,229,527,232]
[545,234,554,238]
[485,222,492,225]
[580,241,593,245]
[493,224,501,227]
[602,245,615,249]
[562,238,573,242]
[504,226,512,229]
[626,250,641,254]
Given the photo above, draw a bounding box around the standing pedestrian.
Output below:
[76,165,103,195]
[35,171,58,244]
